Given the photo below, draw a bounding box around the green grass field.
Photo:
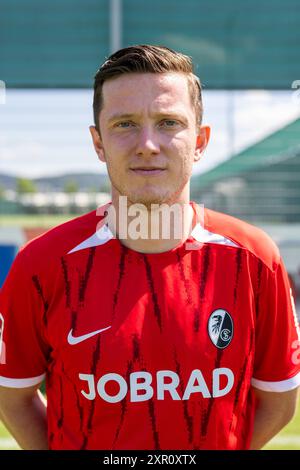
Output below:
[0,421,19,449]
[263,398,300,449]
[1,400,299,450]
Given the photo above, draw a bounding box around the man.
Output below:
[0,45,299,450]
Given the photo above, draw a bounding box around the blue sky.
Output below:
[0,89,299,178]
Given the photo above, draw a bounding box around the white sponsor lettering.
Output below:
[213,368,234,397]
[79,368,234,402]
[97,373,127,403]
[79,373,96,400]
[157,370,181,400]
[130,371,154,402]
[182,369,211,399]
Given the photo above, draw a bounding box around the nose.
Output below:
[135,126,160,157]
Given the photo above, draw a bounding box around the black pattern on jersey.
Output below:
[176,251,193,305]
[62,367,85,436]
[232,357,248,413]
[255,260,263,317]
[81,336,101,450]
[113,361,133,449]
[71,310,78,332]
[194,310,200,333]
[112,246,127,319]
[200,245,210,298]
[196,245,210,332]
[176,252,200,334]
[113,334,142,448]
[49,432,55,449]
[57,372,64,429]
[131,341,161,451]
[62,249,97,340]
[79,247,96,304]
[233,249,243,306]
[201,348,223,437]
[73,382,85,433]
[143,256,162,331]
[132,334,140,362]
[148,398,160,450]
[63,248,97,350]
[32,275,49,326]
[240,408,248,446]
[61,257,71,308]
[229,327,255,435]
[174,351,194,445]
[46,356,55,390]
[233,327,254,409]
[80,430,89,450]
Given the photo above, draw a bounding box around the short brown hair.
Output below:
[93,45,202,130]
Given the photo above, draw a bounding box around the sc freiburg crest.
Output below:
[208,309,233,349]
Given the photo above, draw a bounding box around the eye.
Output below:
[160,119,179,128]
[115,121,135,129]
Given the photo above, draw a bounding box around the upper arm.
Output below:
[252,386,299,423]
[0,382,41,407]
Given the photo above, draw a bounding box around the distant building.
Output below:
[191,118,300,224]
[191,118,300,311]
[2,190,110,214]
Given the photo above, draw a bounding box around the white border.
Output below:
[0,373,46,388]
[191,223,240,248]
[68,224,114,254]
[251,371,300,392]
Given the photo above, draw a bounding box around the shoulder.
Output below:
[203,207,280,271]
[17,205,108,269]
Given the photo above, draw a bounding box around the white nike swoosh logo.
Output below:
[67,325,111,345]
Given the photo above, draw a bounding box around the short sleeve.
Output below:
[252,257,300,392]
[0,249,49,388]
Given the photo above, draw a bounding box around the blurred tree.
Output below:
[64,180,79,193]
[16,178,37,194]
[88,186,99,194]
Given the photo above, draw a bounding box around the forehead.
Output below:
[101,72,192,114]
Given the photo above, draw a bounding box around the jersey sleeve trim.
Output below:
[0,373,45,388]
[251,372,300,392]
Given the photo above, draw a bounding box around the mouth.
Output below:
[130,168,166,176]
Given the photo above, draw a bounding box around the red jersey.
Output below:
[0,202,299,450]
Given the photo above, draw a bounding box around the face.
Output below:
[90,72,210,208]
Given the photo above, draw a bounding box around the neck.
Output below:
[107,192,195,254]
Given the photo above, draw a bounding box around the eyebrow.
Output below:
[107,113,135,123]
[107,112,188,124]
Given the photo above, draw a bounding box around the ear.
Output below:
[89,125,106,162]
[194,125,210,162]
